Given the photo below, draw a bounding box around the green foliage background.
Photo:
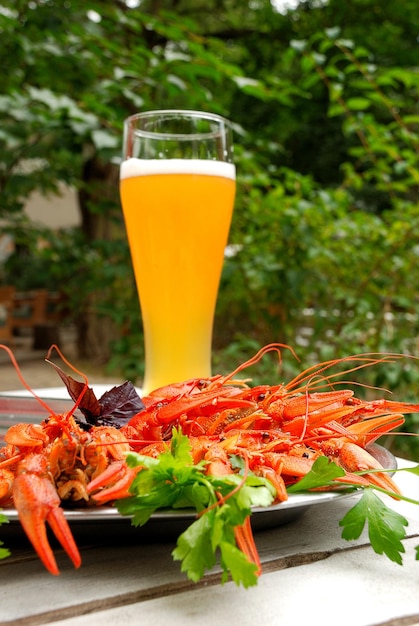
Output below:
[0,0,418,458]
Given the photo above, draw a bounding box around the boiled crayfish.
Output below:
[0,345,136,575]
[1,343,419,577]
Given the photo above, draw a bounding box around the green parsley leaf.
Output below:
[116,428,274,586]
[0,512,10,560]
[287,455,346,492]
[218,540,259,587]
[339,489,408,565]
[403,464,419,477]
[172,503,259,587]
[0,548,9,560]
[285,455,419,567]
[172,512,217,582]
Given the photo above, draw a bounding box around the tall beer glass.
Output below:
[120,110,236,394]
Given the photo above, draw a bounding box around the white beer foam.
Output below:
[120,158,236,180]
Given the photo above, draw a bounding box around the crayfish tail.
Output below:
[87,460,138,503]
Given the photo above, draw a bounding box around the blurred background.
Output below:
[0,0,418,458]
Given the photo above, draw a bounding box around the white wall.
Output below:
[24,184,80,229]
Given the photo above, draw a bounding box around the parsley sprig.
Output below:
[289,456,419,565]
[116,436,419,585]
[116,429,275,587]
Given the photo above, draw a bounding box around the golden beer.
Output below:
[120,157,236,394]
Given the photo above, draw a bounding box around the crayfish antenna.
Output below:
[13,454,81,575]
[0,344,56,417]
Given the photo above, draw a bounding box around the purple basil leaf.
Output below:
[46,359,101,416]
[47,359,145,430]
[96,381,145,427]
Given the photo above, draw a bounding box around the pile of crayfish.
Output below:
[1,343,419,576]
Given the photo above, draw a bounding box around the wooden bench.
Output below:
[0,288,67,349]
[15,290,67,348]
[12,290,50,330]
[0,285,16,344]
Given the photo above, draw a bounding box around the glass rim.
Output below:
[124,109,232,142]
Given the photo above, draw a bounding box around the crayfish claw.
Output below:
[13,454,81,575]
[323,441,402,497]
[46,507,82,571]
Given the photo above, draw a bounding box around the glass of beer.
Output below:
[119,110,236,394]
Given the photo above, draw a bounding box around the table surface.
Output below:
[1,387,419,626]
